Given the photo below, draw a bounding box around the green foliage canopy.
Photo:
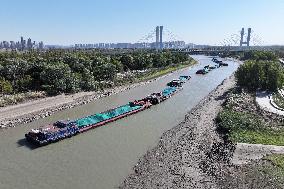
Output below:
[0,50,190,95]
[236,60,284,92]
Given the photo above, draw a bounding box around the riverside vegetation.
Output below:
[217,50,284,145]
[0,49,194,107]
[273,92,284,109]
[120,51,284,188]
[215,51,284,187]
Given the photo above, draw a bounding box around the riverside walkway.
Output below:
[256,91,284,116]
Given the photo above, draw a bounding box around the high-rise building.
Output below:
[20,36,25,50]
[3,41,10,48]
[15,41,20,49]
[27,38,33,50]
[10,41,16,49]
[39,41,44,50]
[0,37,44,51]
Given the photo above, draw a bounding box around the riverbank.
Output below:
[121,72,284,188]
[0,60,196,129]
[121,75,236,188]
[0,55,242,189]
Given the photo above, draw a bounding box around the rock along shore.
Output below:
[120,75,237,189]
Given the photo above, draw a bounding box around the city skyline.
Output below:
[0,36,44,50]
[0,0,284,46]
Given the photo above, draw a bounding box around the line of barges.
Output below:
[25,57,230,146]
[195,57,228,75]
[25,75,191,146]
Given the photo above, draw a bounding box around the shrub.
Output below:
[216,109,264,132]
[0,78,13,94]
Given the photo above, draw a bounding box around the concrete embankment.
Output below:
[120,75,236,189]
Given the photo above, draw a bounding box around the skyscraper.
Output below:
[27,38,32,50]
[39,41,44,50]
[20,36,26,50]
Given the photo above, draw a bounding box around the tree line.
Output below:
[236,51,284,92]
[0,50,190,95]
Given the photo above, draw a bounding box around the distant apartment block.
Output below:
[74,41,186,49]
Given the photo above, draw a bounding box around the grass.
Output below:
[0,91,46,107]
[137,60,197,82]
[265,154,284,169]
[216,109,284,146]
[261,154,284,184]
[229,129,284,146]
[114,60,197,86]
[273,92,284,109]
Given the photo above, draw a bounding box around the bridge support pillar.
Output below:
[240,27,251,47]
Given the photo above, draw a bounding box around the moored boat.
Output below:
[196,69,208,75]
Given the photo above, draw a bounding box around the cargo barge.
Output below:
[25,75,190,146]
[196,58,228,75]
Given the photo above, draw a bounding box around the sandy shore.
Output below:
[120,75,236,189]
[0,67,187,128]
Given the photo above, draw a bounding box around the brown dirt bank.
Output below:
[120,75,237,189]
[121,73,284,189]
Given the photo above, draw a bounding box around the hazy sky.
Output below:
[0,0,283,45]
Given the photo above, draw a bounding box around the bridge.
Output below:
[178,46,272,55]
[137,26,265,53]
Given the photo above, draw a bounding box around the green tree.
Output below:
[0,78,13,94]
[80,69,98,91]
[120,54,134,70]
[16,75,33,92]
[236,60,284,92]
[40,62,72,94]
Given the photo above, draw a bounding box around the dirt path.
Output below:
[0,92,95,122]
[120,75,236,189]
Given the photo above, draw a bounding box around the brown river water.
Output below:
[0,55,239,189]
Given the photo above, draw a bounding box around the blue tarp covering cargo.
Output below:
[179,76,190,81]
[162,87,176,97]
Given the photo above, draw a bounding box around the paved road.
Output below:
[233,143,284,165]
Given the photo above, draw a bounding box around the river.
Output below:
[0,55,239,189]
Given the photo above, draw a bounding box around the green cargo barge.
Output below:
[25,76,190,146]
